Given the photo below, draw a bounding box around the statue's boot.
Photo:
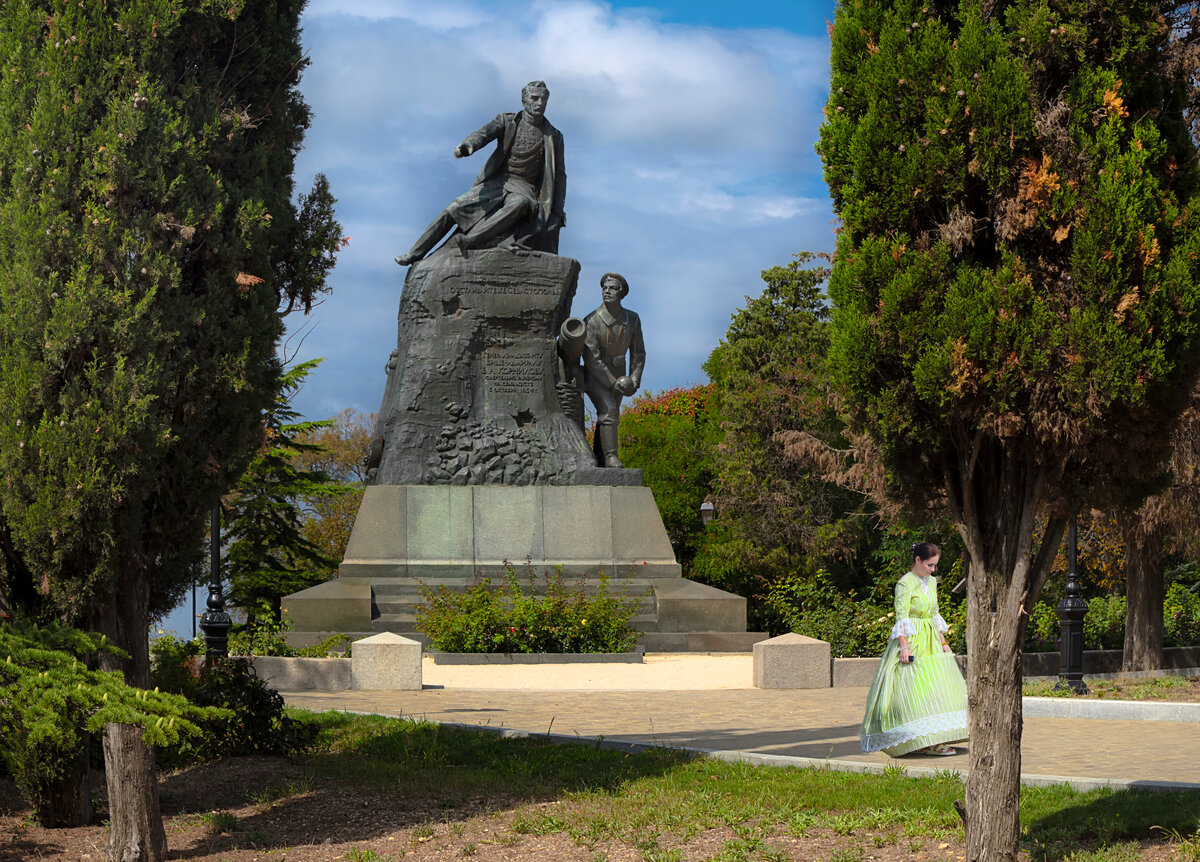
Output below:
[598,423,623,468]
[396,209,456,265]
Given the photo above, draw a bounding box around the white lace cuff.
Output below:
[889,618,916,640]
[933,614,949,635]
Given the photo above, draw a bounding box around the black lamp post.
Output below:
[198,505,231,661]
[1056,508,1089,693]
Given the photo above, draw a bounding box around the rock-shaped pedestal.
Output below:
[371,246,626,486]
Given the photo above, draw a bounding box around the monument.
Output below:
[283,82,763,651]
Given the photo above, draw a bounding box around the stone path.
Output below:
[280,655,1200,792]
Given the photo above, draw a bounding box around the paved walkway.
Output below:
[280,654,1200,792]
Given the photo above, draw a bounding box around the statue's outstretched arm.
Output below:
[456,112,509,158]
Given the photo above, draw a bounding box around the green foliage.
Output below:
[225,613,350,657]
[1164,581,1200,647]
[1022,580,1200,652]
[149,635,315,767]
[619,385,720,573]
[1082,595,1129,651]
[765,571,893,657]
[1026,601,1061,653]
[292,407,373,565]
[415,564,643,654]
[223,359,356,628]
[703,254,872,574]
[0,622,215,824]
[0,0,344,627]
[819,0,1200,510]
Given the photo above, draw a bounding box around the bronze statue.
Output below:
[582,273,645,468]
[394,81,566,265]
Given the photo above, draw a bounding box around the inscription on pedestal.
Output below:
[485,349,544,396]
[458,277,561,297]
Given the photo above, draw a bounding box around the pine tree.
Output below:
[0,2,342,857]
[818,0,1200,857]
[223,360,353,628]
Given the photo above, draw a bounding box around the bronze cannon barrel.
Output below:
[557,316,586,363]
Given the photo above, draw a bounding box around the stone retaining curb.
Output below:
[1023,696,1200,723]
[327,708,1200,794]
[432,649,645,665]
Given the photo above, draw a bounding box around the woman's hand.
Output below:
[941,642,952,653]
[899,645,913,663]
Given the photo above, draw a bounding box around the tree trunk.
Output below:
[88,573,166,862]
[1122,521,1165,672]
[963,558,1026,861]
[101,722,164,861]
[943,445,1066,862]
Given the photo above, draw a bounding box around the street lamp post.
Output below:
[699,500,715,527]
[198,505,231,661]
[1056,508,1089,694]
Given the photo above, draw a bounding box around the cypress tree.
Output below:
[0,1,342,858]
[818,0,1200,858]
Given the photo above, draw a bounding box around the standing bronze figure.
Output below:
[582,273,645,468]
[394,80,566,264]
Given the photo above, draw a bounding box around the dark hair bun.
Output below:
[912,541,940,561]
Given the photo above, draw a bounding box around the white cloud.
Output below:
[303,0,491,30]
[288,0,835,421]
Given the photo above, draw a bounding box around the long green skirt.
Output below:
[859,621,968,756]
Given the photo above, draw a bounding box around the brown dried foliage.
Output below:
[996,154,1061,241]
[774,426,904,525]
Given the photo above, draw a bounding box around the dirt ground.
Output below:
[0,756,1189,862]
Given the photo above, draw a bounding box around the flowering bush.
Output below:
[415,563,643,654]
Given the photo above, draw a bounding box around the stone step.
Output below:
[373,594,656,614]
[638,631,770,652]
[371,611,660,633]
[371,578,660,596]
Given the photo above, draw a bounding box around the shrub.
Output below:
[415,564,643,654]
[1025,601,1061,653]
[0,622,213,825]
[226,610,350,658]
[765,571,892,658]
[1082,595,1127,651]
[1164,582,1200,648]
[150,636,315,767]
[941,596,968,655]
[1022,596,1125,653]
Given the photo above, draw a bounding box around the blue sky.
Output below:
[285,0,839,424]
[163,0,839,636]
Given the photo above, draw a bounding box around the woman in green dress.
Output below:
[859,542,968,756]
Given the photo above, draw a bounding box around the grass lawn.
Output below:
[2,710,1198,861]
[1023,675,1200,702]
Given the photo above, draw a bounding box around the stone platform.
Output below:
[283,484,764,651]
